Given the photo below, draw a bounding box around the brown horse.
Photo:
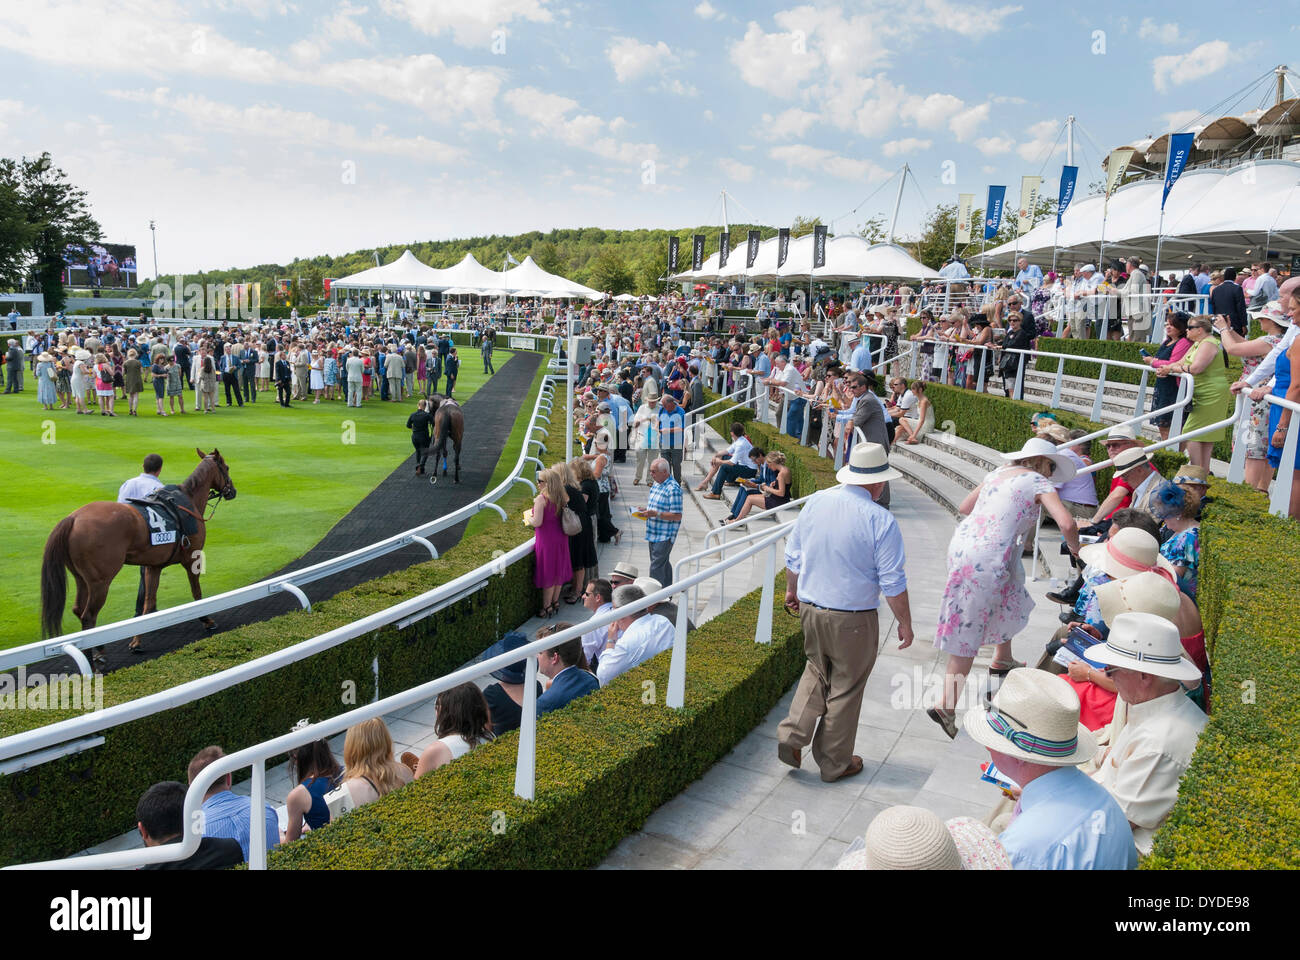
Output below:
[40,449,237,651]
[427,394,464,484]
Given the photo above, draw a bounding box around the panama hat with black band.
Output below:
[835,442,903,486]
[1084,611,1202,683]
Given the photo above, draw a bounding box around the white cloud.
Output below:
[881,137,932,157]
[1159,108,1203,132]
[607,36,675,82]
[973,136,1014,156]
[694,1,724,20]
[728,21,820,97]
[769,144,889,181]
[981,165,997,174]
[572,183,615,198]
[758,107,820,138]
[900,92,965,129]
[948,102,990,142]
[777,177,812,192]
[0,99,27,134]
[1138,18,1189,44]
[504,86,660,168]
[1016,118,1063,162]
[379,0,553,46]
[1153,40,1231,93]
[718,158,755,182]
[289,2,373,61]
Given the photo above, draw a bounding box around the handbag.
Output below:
[561,506,582,536]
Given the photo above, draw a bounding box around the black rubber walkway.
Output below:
[31,350,543,677]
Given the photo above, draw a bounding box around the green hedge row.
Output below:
[1145,482,1300,869]
[923,383,1187,502]
[0,362,554,865]
[270,576,805,869]
[1034,335,1245,388]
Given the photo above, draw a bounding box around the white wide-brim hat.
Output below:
[1084,611,1202,683]
[1095,571,1181,626]
[847,806,963,870]
[963,667,1096,766]
[836,441,903,486]
[1001,436,1077,483]
[1078,527,1177,581]
[1247,300,1291,327]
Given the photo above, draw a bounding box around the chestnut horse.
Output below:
[40,449,237,652]
[427,394,464,484]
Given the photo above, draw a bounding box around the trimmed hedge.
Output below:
[1035,335,1244,388]
[0,362,555,865]
[269,576,805,869]
[923,383,1186,503]
[1145,482,1300,869]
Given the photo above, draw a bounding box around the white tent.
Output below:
[433,253,507,291]
[684,234,939,282]
[331,249,446,290]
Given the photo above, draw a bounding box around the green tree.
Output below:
[531,241,565,276]
[585,249,633,294]
[790,215,822,238]
[634,249,668,295]
[13,153,102,312]
[0,162,37,290]
[856,214,888,244]
[912,202,958,270]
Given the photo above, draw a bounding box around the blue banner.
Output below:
[1162,133,1195,210]
[984,185,1006,240]
[1056,166,1078,228]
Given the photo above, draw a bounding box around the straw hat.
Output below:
[1001,437,1077,482]
[610,561,639,581]
[1248,300,1291,327]
[1106,424,1138,442]
[963,667,1097,766]
[593,429,612,448]
[1112,446,1153,477]
[1084,612,1202,683]
[632,576,662,596]
[1095,571,1181,626]
[853,806,963,870]
[37,351,54,362]
[1078,527,1177,580]
[1172,464,1209,487]
[835,442,903,486]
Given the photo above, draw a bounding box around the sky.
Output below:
[1,0,1296,276]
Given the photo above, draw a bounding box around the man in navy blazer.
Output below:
[536,632,600,716]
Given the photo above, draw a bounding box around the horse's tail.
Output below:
[40,516,75,639]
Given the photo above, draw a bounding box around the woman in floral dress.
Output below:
[928,438,1081,737]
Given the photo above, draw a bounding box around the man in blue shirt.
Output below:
[1014,256,1044,292]
[187,746,279,862]
[643,457,684,586]
[536,632,600,715]
[847,333,873,373]
[964,669,1137,870]
[655,393,686,483]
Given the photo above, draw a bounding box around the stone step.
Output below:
[1019,382,1146,420]
[918,431,1002,473]
[887,449,971,520]
[1024,366,1147,398]
[892,438,987,493]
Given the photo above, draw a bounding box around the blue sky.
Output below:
[0,0,1294,274]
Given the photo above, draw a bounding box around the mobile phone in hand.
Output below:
[1138,348,1151,358]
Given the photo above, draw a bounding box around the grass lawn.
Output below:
[0,351,514,649]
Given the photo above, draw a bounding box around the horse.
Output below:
[427,394,464,484]
[40,449,237,656]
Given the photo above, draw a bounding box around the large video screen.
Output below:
[63,242,138,289]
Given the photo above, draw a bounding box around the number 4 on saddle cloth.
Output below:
[126,486,201,549]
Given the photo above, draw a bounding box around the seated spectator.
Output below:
[536,632,600,715]
[412,683,494,779]
[187,746,279,862]
[283,731,343,842]
[595,584,676,686]
[1058,570,1182,731]
[835,805,1011,870]
[341,717,412,807]
[480,631,544,737]
[1154,481,1201,600]
[893,381,933,445]
[633,575,696,632]
[136,781,243,870]
[1086,613,1209,856]
[609,561,639,588]
[698,422,755,497]
[965,669,1137,869]
[1087,447,1162,524]
[728,450,793,525]
[721,447,770,523]
[579,579,614,670]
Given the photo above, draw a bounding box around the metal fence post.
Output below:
[1134,369,1149,419]
[1169,376,1187,438]
[755,543,776,645]
[666,598,690,708]
[976,346,988,394]
[1014,352,1026,402]
[514,655,538,800]
[249,760,267,870]
[1091,362,1107,423]
[1270,412,1299,517]
[1226,396,1249,485]
[1051,356,1065,409]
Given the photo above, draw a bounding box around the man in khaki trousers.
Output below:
[777,442,915,782]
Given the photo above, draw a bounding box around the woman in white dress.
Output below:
[309,345,324,403]
[256,341,271,390]
[70,350,90,414]
[410,682,493,778]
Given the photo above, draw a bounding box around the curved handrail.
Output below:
[0,374,563,674]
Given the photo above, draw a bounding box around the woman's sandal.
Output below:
[989,658,1025,677]
[927,707,958,740]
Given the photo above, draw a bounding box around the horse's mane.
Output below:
[180,457,213,498]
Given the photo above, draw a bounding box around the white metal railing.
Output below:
[1,375,562,676]
[7,520,792,870]
[693,494,814,618]
[1226,392,1300,517]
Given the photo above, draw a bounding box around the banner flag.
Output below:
[777,228,790,267]
[692,234,705,271]
[1105,147,1135,198]
[718,231,730,269]
[955,193,974,244]
[812,224,828,268]
[1162,133,1195,210]
[983,186,1006,240]
[1056,166,1078,227]
[746,229,761,268]
[668,237,680,274]
[1017,176,1042,236]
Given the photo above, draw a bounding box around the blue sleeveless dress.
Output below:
[1266,345,1298,469]
[301,776,334,829]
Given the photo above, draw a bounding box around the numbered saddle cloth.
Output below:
[127,486,198,546]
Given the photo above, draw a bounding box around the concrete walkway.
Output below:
[599,475,1067,870]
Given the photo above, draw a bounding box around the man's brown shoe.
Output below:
[821,756,865,783]
[777,742,802,769]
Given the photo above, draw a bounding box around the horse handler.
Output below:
[777,443,915,782]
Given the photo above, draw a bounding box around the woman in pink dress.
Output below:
[529,467,572,619]
[928,438,1081,737]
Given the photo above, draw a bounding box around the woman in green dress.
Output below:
[1158,315,1230,470]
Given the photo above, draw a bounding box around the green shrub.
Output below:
[700,389,836,500]
[1144,481,1300,869]
[269,576,805,869]
[1035,336,1244,386]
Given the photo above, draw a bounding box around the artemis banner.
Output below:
[1162,133,1195,210]
[746,229,761,269]
[955,193,974,244]
[812,225,828,268]
[984,185,1006,240]
[1017,176,1042,236]
[691,234,705,271]
[1056,166,1079,228]
[667,237,680,274]
[777,228,790,267]
[718,231,730,268]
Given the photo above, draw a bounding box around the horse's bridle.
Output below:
[203,457,236,520]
